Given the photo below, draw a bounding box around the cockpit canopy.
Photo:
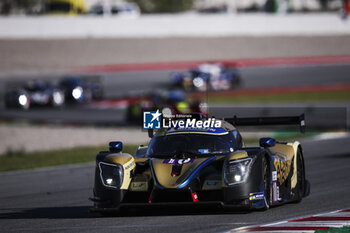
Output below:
[146,130,243,159]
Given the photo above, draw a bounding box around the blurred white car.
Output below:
[89,2,140,17]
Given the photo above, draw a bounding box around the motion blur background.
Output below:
[0,0,350,154]
[0,0,347,15]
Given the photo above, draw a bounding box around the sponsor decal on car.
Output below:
[163,158,194,165]
[272,171,279,204]
[249,192,265,201]
[198,149,209,154]
[273,157,292,184]
[191,192,199,202]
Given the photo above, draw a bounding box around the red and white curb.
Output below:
[229,207,350,232]
[78,55,350,73]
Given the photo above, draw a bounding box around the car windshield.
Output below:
[146,133,238,159]
[25,82,48,92]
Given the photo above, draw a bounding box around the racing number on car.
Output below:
[163,158,194,165]
[273,156,292,184]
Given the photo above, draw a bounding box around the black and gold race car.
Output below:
[90,114,310,213]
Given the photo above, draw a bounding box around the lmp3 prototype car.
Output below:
[170,63,241,91]
[126,90,207,124]
[90,114,310,213]
[5,80,65,110]
[59,76,103,104]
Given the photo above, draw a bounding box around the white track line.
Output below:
[229,207,350,233]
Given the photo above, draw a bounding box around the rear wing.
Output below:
[224,114,305,133]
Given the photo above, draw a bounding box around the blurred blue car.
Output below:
[59,76,103,103]
[171,63,241,91]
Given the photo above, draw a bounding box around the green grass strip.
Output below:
[315,226,350,233]
[0,144,139,172]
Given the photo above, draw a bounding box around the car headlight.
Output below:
[224,158,253,185]
[72,86,83,100]
[53,91,64,105]
[98,162,124,189]
[193,77,205,88]
[18,94,28,106]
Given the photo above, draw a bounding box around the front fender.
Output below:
[223,148,267,202]
[287,141,301,189]
[96,152,136,190]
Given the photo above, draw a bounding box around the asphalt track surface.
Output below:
[100,63,350,98]
[1,64,350,125]
[3,63,350,98]
[0,135,350,233]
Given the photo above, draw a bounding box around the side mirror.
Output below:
[259,137,276,148]
[109,141,123,153]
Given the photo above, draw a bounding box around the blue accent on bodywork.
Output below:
[252,199,266,209]
[176,157,217,189]
[259,137,276,147]
[250,191,267,209]
[149,157,217,190]
[109,141,123,152]
[198,149,209,154]
[259,183,264,192]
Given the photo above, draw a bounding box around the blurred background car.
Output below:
[170,63,241,92]
[45,0,87,15]
[88,2,140,17]
[5,80,65,110]
[126,90,207,123]
[59,76,103,104]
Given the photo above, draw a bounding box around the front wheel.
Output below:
[262,156,271,210]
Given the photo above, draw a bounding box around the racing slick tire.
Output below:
[294,148,305,203]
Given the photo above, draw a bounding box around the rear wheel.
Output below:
[294,148,305,202]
